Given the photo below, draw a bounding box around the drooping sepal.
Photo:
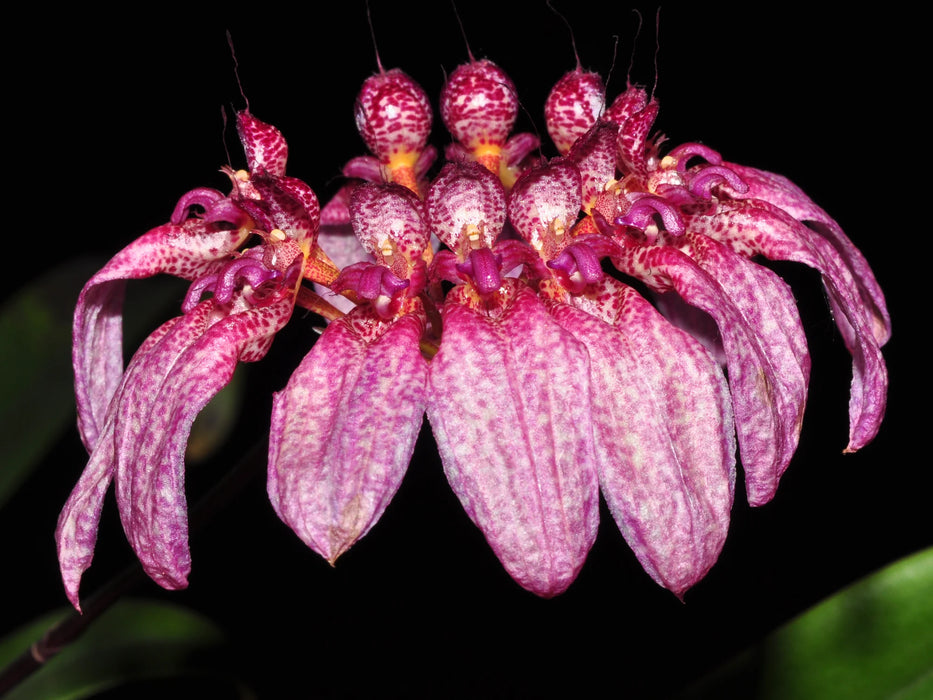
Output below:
[59,295,293,609]
[686,197,888,451]
[268,303,428,564]
[427,280,599,597]
[547,279,735,596]
[73,216,251,452]
[607,229,808,506]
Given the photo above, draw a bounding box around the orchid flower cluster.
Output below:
[57,52,889,609]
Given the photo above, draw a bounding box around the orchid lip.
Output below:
[547,242,604,293]
[170,187,225,225]
[615,195,685,237]
[455,248,503,296]
[689,166,749,198]
[182,256,283,312]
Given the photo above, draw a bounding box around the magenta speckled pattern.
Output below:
[354,68,432,162]
[268,306,427,564]
[508,160,582,259]
[723,163,891,344]
[427,281,599,597]
[440,59,518,149]
[237,111,289,177]
[60,42,891,606]
[548,283,735,597]
[610,238,807,507]
[567,122,618,215]
[685,197,888,452]
[545,68,605,156]
[349,182,429,268]
[426,161,506,254]
[58,296,294,608]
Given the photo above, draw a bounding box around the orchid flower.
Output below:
[601,85,888,463]
[268,182,429,564]
[58,43,889,609]
[58,113,332,609]
[507,159,735,596]
[426,161,599,597]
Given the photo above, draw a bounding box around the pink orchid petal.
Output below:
[74,222,250,451]
[501,132,541,170]
[545,68,606,155]
[548,280,735,596]
[508,160,582,258]
[687,198,888,451]
[427,281,599,597]
[604,85,648,128]
[237,111,289,177]
[426,161,507,253]
[611,238,807,506]
[350,183,429,265]
[268,306,427,563]
[56,428,115,611]
[110,297,292,590]
[567,123,618,214]
[57,313,182,610]
[616,96,659,179]
[678,233,809,504]
[723,163,890,344]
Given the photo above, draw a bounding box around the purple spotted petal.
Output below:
[614,93,659,179]
[679,232,809,504]
[268,305,427,563]
[237,111,289,177]
[116,297,293,589]
[723,163,890,344]
[59,295,292,608]
[611,237,808,506]
[73,221,250,451]
[508,160,582,259]
[567,123,618,215]
[57,313,183,610]
[686,198,887,451]
[545,68,606,155]
[427,280,599,597]
[547,279,735,596]
[350,182,429,265]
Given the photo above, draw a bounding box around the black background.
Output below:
[4,3,926,697]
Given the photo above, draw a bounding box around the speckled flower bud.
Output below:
[440,59,518,172]
[354,69,433,191]
[545,69,605,155]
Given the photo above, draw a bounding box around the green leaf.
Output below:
[186,368,245,465]
[681,547,933,699]
[0,259,100,509]
[0,261,185,509]
[0,599,233,699]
